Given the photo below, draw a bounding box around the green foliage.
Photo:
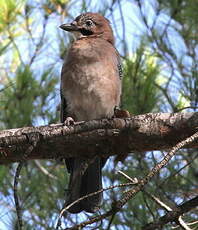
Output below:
[122,44,161,114]
[159,0,198,32]
[0,0,25,32]
[1,65,38,127]
[0,65,58,128]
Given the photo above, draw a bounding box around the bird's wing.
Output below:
[60,88,74,173]
[115,49,123,79]
[60,88,68,123]
[118,62,123,79]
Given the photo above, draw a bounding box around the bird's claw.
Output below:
[64,117,85,126]
[113,106,131,118]
[64,117,75,126]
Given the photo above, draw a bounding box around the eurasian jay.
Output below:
[60,12,122,213]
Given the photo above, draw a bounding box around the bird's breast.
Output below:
[61,39,121,121]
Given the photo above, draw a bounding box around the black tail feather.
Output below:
[65,157,102,214]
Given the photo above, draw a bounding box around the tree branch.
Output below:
[143,195,198,230]
[0,112,198,164]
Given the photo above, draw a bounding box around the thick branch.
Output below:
[0,112,198,164]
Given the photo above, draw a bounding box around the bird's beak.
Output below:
[59,23,79,32]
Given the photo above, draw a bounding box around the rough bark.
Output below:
[0,112,198,164]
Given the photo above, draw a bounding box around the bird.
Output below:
[60,12,122,213]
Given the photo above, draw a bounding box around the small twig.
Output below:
[117,0,127,56]
[176,106,198,112]
[56,181,136,229]
[106,212,116,230]
[154,82,176,111]
[14,162,24,230]
[173,220,198,229]
[117,170,138,183]
[187,220,198,226]
[159,152,198,187]
[13,133,40,229]
[29,16,48,66]
[150,194,172,211]
[7,27,24,65]
[34,160,58,180]
[172,220,198,228]
[177,216,192,230]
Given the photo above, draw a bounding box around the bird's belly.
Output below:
[66,86,115,121]
[62,61,121,121]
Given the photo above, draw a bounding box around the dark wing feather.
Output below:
[115,48,123,80]
[60,89,68,123]
[118,63,123,79]
[60,89,74,173]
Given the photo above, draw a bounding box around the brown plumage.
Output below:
[60,12,122,213]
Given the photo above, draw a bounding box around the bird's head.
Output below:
[60,12,114,45]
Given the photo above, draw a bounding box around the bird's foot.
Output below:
[64,117,85,126]
[113,106,131,118]
[64,117,75,126]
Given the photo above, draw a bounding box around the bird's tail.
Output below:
[65,157,102,213]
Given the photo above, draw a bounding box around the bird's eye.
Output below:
[85,20,93,26]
